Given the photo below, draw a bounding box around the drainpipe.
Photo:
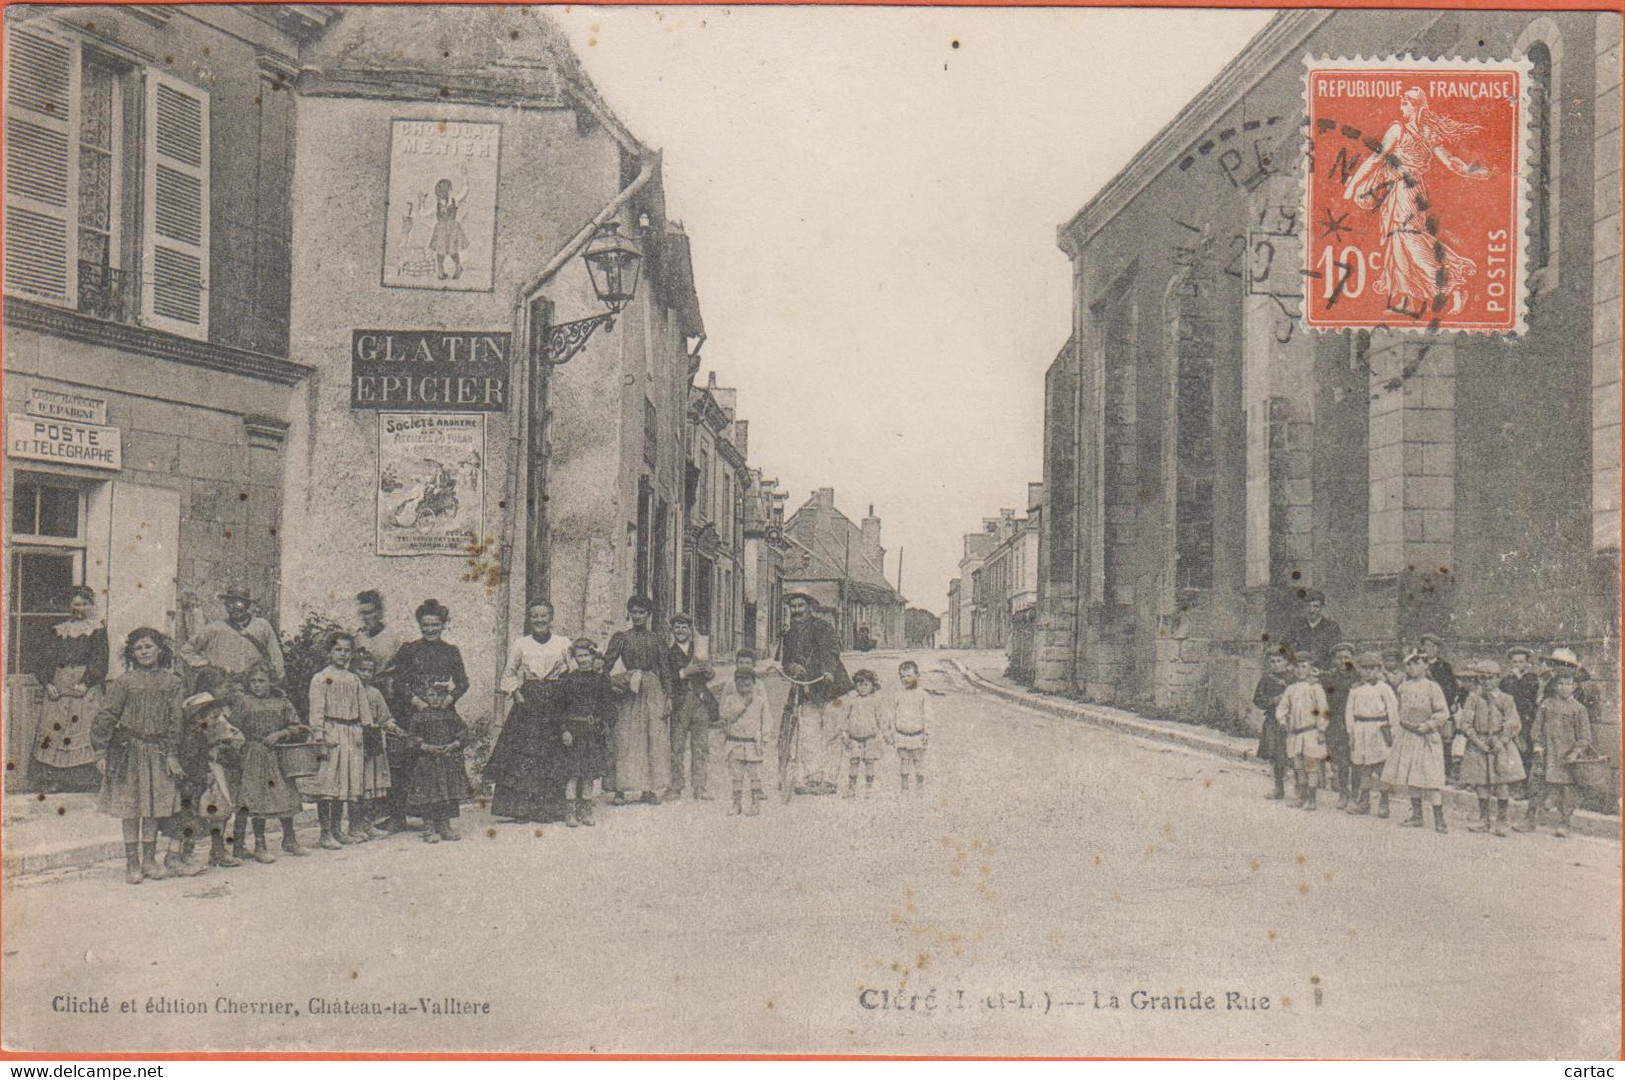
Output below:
[493,85,659,723]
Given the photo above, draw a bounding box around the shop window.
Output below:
[4,23,210,338]
[7,478,86,676]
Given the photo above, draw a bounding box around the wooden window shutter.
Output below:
[3,25,80,306]
[141,70,208,338]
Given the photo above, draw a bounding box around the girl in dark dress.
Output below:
[558,638,614,827]
[408,676,473,843]
[383,599,468,832]
[34,585,109,792]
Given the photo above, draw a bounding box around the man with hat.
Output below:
[1500,646,1542,765]
[776,591,852,796]
[179,586,285,687]
[666,612,716,801]
[1283,589,1343,671]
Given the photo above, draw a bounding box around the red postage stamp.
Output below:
[1304,56,1531,334]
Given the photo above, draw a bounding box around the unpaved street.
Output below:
[5,652,1618,1056]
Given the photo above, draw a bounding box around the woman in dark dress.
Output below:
[486,601,573,825]
[603,596,673,805]
[381,599,469,832]
[34,585,110,792]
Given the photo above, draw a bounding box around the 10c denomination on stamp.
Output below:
[1304,55,1532,334]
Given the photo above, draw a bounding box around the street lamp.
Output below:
[540,222,644,366]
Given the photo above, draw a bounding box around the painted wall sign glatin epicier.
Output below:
[6,414,122,470]
[382,119,502,292]
[376,412,486,556]
[350,329,512,411]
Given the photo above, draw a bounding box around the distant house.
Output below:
[781,488,906,650]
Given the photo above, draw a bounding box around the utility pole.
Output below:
[897,546,904,597]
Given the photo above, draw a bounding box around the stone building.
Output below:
[782,489,906,649]
[684,371,748,655]
[2,5,325,787]
[1036,10,1622,776]
[279,6,705,724]
[953,526,997,647]
[741,467,788,659]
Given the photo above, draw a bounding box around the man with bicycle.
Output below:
[776,591,852,797]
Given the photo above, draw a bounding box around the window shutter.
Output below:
[3,25,79,306]
[141,71,208,338]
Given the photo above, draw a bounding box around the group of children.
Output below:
[705,657,935,814]
[92,622,940,884]
[1254,641,1600,838]
[828,662,935,799]
[92,626,475,885]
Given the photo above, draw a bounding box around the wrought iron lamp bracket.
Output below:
[544,311,618,365]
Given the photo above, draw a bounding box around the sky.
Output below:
[553,7,1275,617]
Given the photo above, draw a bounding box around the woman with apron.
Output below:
[602,596,673,805]
[33,585,109,792]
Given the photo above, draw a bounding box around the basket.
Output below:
[1567,751,1614,793]
[275,740,326,779]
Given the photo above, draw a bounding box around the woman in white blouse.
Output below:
[486,601,573,824]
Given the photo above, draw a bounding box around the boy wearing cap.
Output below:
[1344,650,1398,817]
[1519,667,1595,837]
[1417,633,1462,781]
[1323,642,1358,809]
[1252,647,1292,801]
[1279,656,1330,810]
[667,613,715,802]
[1382,651,1452,833]
[718,665,770,816]
[1458,660,1525,836]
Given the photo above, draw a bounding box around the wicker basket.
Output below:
[1567,751,1614,793]
[276,740,326,779]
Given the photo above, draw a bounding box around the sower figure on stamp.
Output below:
[1340,87,1490,317]
[776,591,852,799]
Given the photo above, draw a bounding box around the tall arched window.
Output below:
[1528,41,1553,270]
[1517,19,1564,283]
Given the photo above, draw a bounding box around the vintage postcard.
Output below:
[1,2,1619,1060]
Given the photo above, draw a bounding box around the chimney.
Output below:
[734,419,748,461]
[707,371,718,389]
[861,504,882,557]
[1027,482,1045,512]
[814,487,836,509]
